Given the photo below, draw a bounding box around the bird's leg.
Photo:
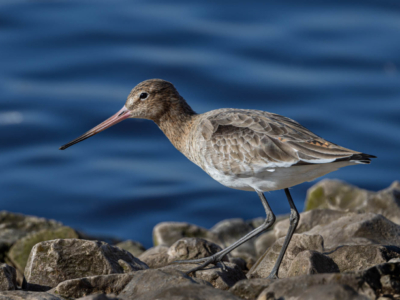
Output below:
[267,188,299,279]
[174,191,276,275]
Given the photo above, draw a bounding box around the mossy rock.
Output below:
[8,226,79,273]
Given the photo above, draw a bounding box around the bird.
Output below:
[60,79,376,278]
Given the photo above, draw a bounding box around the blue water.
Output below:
[1,0,399,248]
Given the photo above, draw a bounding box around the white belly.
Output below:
[204,161,354,192]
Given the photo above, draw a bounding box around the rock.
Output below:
[286,250,339,277]
[153,222,219,247]
[76,295,121,300]
[326,244,400,273]
[115,240,145,257]
[0,291,64,300]
[0,211,62,261]
[211,218,256,259]
[305,179,400,225]
[0,264,17,291]
[296,284,370,300]
[118,268,208,299]
[306,212,400,249]
[8,226,78,274]
[255,231,277,258]
[138,245,169,268]
[50,273,135,299]
[25,239,148,289]
[134,284,243,300]
[162,262,246,290]
[248,234,324,279]
[167,237,225,264]
[230,278,274,300]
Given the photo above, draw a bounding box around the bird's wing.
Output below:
[195,109,367,175]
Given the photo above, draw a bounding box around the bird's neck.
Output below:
[154,100,197,155]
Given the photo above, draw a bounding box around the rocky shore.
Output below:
[0,179,399,300]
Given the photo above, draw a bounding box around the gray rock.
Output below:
[161,262,246,290]
[167,237,225,264]
[50,273,135,299]
[0,264,17,291]
[0,211,62,261]
[305,179,400,225]
[25,239,148,288]
[248,234,324,279]
[306,212,400,249]
[0,291,64,300]
[211,218,256,259]
[138,245,169,268]
[286,250,339,277]
[118,268,204,299]
[326,244,400,273]
[76,295,120,300]
[255,231,277,258]
[229,278,274,300]
[153,222,219,247]
[115,240,145,257]
[296,284,370,300]
[8,226,79,275]
[134,284,243,300]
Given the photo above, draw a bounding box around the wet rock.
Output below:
[50,273,135,299]
[167,237,225,263]
[162,262,246,290]
[134,284,243,300]
[326,244,400,273]
[25,239,148,289]
[248,234,324,279]
[153,222,219,247]
[211,218,256,259]
[115,240,145,257]
[0,264,17,291]
[306,212,400,249]
[305,180,400,225]
[0,211,62,261]
[138,245,169,268]
[118,268,207,299]
[230,278,274,300]
[286,250,339,277]
[8,226,78,274]
[0,291,64,300]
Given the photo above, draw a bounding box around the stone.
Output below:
[76,295,120,300]
[152,222,219,247]
[326,244,400,273]
[166,237,225,264]
[296,284,370,300]
[8,226,78,274]
[118,268,207,299]
[162,262,246,290]
[138,245,169,268]
[306,212,400,249]
[134,284,243,300]
[305,180,400,225]
[230,278,274,300]
[50,273,135,299]
[115,240,145,257]
[24,239,148,289]
[286,250,339,277]
[211,218,256,259]
[248,234,324,279]
[0,264,17,291]
[255,231,277,258]
[0,291,64,300]
[0,211,62,261]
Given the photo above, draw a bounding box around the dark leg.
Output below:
[174,191,276,275]
[267,188,299,279]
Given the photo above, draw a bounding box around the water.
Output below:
[0,0,399,248]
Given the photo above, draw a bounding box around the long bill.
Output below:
[59,106,131,150]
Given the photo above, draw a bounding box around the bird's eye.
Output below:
[139,92,148,100]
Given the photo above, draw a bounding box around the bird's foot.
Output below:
[173,254,226,275]
[267,272,279,279]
